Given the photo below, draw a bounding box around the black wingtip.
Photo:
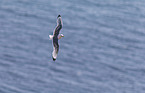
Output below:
[57,15,61,18]
[53,57,56,61]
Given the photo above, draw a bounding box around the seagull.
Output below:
[49,15,64,61]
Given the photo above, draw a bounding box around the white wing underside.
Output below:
[52,47,58,59]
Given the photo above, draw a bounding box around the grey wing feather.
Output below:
[53,17,62,37]
[52,37,59,60]
[53,37,59,52]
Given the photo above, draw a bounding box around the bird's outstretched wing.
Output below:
[52,39,59,61]
[53,15,62,37]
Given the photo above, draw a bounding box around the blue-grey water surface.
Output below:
[0,0,145,93]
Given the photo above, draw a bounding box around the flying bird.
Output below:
[49,15,64,61]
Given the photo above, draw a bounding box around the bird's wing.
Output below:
[53,16,62,37]
[52,37,59,61]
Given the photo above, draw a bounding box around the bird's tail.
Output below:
[49,35,53,40]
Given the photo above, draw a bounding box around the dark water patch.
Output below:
[49,66,67,74]
[0,85,21,93]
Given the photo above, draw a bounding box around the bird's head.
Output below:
[60,34,64,37]
[58,34,64,39]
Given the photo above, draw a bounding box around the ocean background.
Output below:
[0,0,145,93]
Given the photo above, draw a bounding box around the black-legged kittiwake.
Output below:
[49,15,64,61]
